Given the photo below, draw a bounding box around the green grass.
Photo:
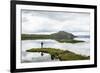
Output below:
[26,48,90,61]
[56,39,84,43]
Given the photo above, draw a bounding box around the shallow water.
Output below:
[21,38,90,63]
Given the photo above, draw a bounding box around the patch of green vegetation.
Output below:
[56,39,84,43]
[21,34,51,40]
[26,48,90,61]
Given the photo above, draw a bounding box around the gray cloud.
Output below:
[22,10,90,34]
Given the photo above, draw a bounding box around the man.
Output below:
[41,42,44,56]
[41,42,43,48]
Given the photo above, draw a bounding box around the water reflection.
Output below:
[21,38,90,63]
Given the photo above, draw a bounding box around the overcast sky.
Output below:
[21,10,90,35]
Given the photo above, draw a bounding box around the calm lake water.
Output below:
[21,37,90,63]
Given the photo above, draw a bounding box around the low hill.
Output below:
[51,31,75,39]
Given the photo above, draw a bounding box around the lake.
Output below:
[21,37,90,63]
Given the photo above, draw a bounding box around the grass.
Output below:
[56,39,84,43]
[26,48,90,61]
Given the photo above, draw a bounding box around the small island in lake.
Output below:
[21,31,84,43]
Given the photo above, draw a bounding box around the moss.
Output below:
[26,48,90,61]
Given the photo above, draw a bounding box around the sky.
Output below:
[21,10,90,35]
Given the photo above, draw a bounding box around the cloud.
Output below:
[22,10,90,34]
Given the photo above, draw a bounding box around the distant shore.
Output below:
[21,31,85,43]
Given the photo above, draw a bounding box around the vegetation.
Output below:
[26,48,90,61]
[22,31,84,43]
[57,39,84,43]
[21,34,51,40]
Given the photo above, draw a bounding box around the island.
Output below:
[21,31,84,43]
